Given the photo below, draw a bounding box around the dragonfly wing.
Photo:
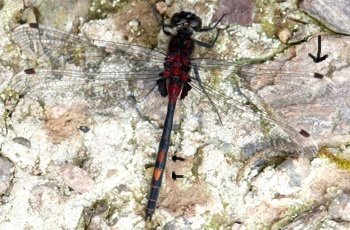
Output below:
[238,64,337,107]
[12,23,168,118]
[191,58,337,108]
[10,68,167,118]
[11,24,320,159]
[184,68,318,159]
[12,23,165,70]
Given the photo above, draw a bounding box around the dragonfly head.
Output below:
[171,11,202,32]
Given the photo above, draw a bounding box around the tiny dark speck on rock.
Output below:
[212,0,255,26]
[12,137,31,148]
[79,126,90,133]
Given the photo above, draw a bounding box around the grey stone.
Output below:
[299,0,350,35]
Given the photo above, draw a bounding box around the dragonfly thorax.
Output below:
[162,54,191,83]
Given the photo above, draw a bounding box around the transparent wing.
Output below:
[12,23,336,106]
[11,23,323,159]
[10,68,169,118]
[12,23,165,70]
[12,23,169,118]
[10,65,318,159]
[191,58,337,107]
[182,68,318,158]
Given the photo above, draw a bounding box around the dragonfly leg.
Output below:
[145,0,162,26]
[198,13,227,33]
[194,13,228,48]
[193,65,223,124]
[161,15,174,36]
[195,29,222,48]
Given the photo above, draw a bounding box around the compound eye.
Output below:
[170,11,202,30]
[188,16,202,31]
[170,12,182,26]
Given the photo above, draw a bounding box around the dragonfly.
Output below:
[10,9,335,221]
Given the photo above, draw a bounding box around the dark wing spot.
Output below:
[299,129,311,138]
[28,23,39,28]
[24,68,36,74]
[314,72,324,79]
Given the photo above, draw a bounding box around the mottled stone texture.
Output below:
[299,0,350,35]
[212,0,255,25]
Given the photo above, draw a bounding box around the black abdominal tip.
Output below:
[145,213,152,221]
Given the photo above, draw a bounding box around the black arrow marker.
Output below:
[308,35,328,63]
[172,155,185,162]
[172,171,184,180]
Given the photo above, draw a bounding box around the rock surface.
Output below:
[0,0,349,229]
[299,0,350,35]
